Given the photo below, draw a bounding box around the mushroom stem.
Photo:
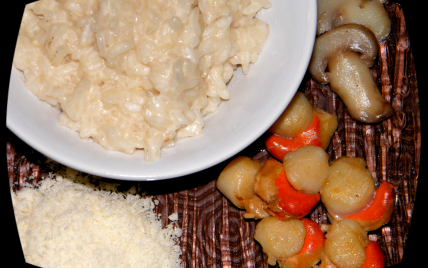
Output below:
[317,0,391,42]
[309,24,378,84]
[326,51,392,123]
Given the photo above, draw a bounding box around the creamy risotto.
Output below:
[13,0,271,162]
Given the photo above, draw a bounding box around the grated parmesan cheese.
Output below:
[11,174,182,268]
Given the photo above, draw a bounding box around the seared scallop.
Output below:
[324,219,369,268]
[254,217,306,266]
[283,145,330,194]
[320,157,376,215]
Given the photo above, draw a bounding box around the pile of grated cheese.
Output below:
[11,172,182,268]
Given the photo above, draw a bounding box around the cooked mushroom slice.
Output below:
[317,0,391,42]
[317,0,348,36]
[334,0,391,42]
[309,23,378,84]
[326,50,392,123]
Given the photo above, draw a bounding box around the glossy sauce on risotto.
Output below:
[13,0,271,162]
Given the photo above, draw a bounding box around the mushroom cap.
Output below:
[309,23,378,84]
[317,0,348,36]
[317,0,391,42]
[333,0,391,42]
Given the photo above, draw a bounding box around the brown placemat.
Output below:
[7,2,420,267]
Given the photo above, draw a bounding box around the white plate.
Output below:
[7,0,317,181]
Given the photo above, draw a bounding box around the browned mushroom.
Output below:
[326,50,392,123]
[317,0,349,36]
[334,0,391,41]
[317,0,391,41]
[308,23,378,84]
